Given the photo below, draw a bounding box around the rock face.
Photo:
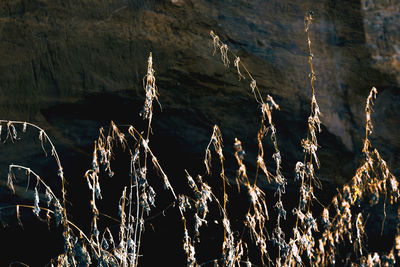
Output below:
[0,0,398,181]
[0,0,399,265]
[362,0,400,84]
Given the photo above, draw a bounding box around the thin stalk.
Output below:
[0,204,99,258]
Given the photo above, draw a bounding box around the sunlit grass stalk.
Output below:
[285,12,323,266]
[0,121,68,217]
[210,29,288,265]
[2,15,400,267]
[0,119,74,261]
[204,125,237,265]
[313,87,399,265]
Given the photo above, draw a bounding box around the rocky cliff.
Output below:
[0,0,399,265]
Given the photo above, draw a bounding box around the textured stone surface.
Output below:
[362,0,400,83]
[0,0,399,265]
[0,0,398,183]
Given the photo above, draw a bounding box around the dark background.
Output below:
[0,0,399,265]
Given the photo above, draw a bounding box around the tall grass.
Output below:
[1,11,399,266]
